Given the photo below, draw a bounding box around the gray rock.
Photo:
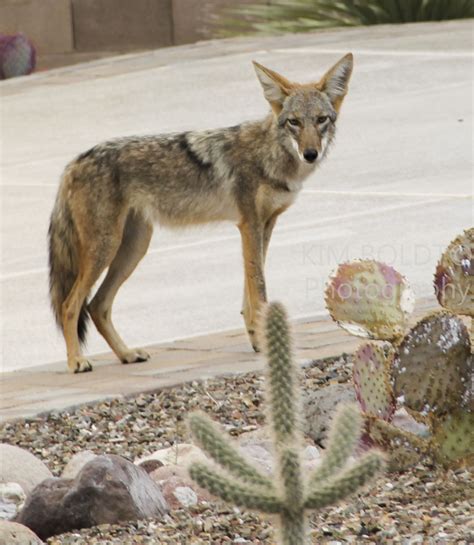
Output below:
[303,445,321,462]
[171,485,198,508]
[0,482,26,520]
[61,450,97,479]
[0,520,43,544]
[16,455,168,540]
[392,408,430,437]
[303,383,356,444]
[0,444,52,496]
[240,444,272,472]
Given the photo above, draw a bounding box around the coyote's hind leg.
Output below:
[89,211,153,364]
[63,245,118,373]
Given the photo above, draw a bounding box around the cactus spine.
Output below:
[188,302,384,545]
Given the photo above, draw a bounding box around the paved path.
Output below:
[0,297,436,422]
[1,21,473,374]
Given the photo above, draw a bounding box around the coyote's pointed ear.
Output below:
[253,61,293,113]
[319,53,353,112]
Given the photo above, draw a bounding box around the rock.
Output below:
[235,429,274,473]
[0,444,52,496]
[238,444,273,474]
[61,450,97,479]
[392,408,430,437]
[0,482,26,520]
[135,443,207,467]
[160,477,199,509]
[302,445,321,473]
[151,464,189,482]
[151,465,212,505]
[236,429,322,475]
[237,428,273,450]
[303,384,356,444]
[303,445,321,462]
[138,459,163,474]
[0,520,43,544]
[173,486,197,508]
[16,455,168,540]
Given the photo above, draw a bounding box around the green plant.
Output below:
[188,302,384,545]
[219,0,474,36]
[325,228,474,469]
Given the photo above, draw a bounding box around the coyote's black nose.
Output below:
[303,148,318,163]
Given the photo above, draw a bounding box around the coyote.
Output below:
[49,54,353,373]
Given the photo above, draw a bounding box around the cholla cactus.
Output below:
[0,33,36,79]
[188,302,384,545]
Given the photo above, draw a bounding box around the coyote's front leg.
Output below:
[239,220,267,351]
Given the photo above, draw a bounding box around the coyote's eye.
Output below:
[288,118,301,127]
[317,115,328,124]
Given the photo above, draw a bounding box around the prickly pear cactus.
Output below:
[353,343,396,421]
[432,411,474,467]
[0,33,36,80]
[435,228,474,318]
[365,416,430,471]
[393,312,471,417]
[325,260,414,341]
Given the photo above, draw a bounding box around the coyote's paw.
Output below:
[68,357,93,374]
[247,329,261,353]
[121,349,150,364]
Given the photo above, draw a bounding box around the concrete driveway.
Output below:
[1,20,472,372]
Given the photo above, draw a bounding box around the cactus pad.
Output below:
[393,312,471,416]
[325,260,414,341]
[353,343,396,421]
[0,33,36,79]
[434,228,474,318]
[365,416,429,471]
[432,411,474,467]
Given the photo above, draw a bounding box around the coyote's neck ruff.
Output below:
[49,54,353,372]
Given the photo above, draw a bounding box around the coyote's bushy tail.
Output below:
[48,181,89,344]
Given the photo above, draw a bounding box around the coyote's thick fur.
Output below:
[49,54,353,372]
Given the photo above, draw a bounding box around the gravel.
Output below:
[1,356,472,544]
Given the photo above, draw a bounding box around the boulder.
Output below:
[61,450,97,479]
[0,482,26,520]
[303,384,356,444]
[0,444,52,495]
[16,455,168,540]
[0,520,43,544]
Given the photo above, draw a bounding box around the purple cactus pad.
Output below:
[0,33,36,79]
